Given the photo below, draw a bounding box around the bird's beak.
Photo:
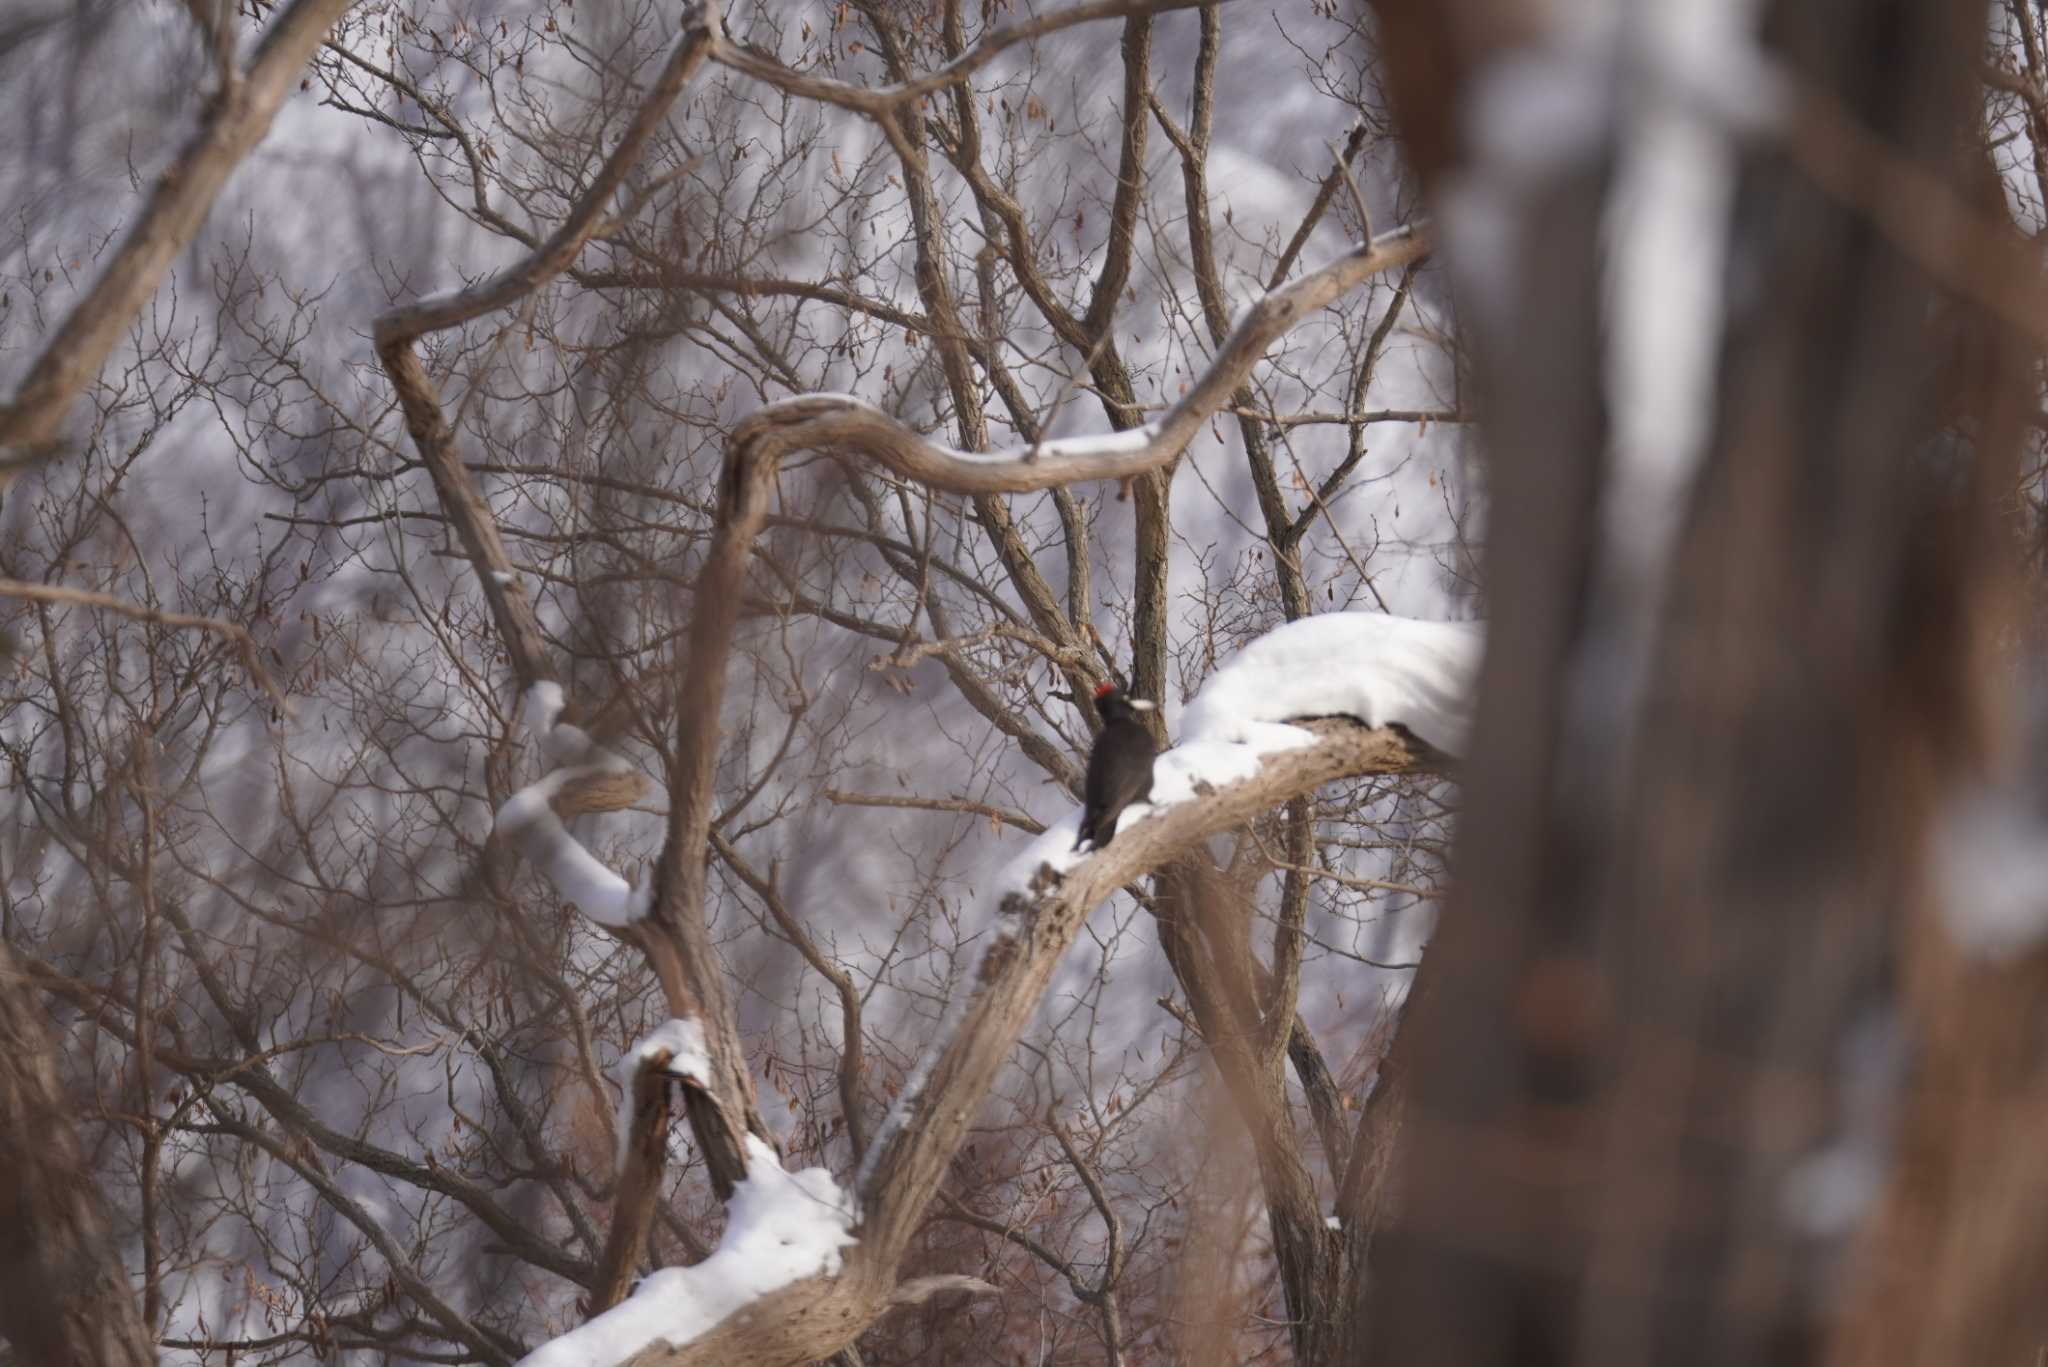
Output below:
[1129,699,1156,711]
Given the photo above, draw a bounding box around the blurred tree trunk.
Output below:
[0,942,156,1366]
[1360,1,2037,1363]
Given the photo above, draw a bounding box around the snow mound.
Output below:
[988,613,1481,878]
[518,1136,857,1367]
[1181,612,1482,757]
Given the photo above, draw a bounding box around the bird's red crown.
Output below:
[1093,681,1118,700]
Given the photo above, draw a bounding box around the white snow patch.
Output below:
[520,680,598,763]
[517,1136,857,1367]
[865,614,1479,1183]
[762,393,1160,469]
[1181,612,1482,757]
[1932,787,2048,961]
[1644,5,1787,138]
[611,1019,713,1172]
[493,774,650,926]
[495,680,650,925]
[1602,1,1760,589]
[1779,1143,1881,1240]
[522,680,567,736]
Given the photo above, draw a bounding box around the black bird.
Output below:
[1075,682,1157,852]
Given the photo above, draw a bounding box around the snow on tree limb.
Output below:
[611,1018,714,1173]
[492,682,653,927]
[519,1136,857,1367]
[599,717,1445,1367]
[1181,611,1483,757]
[727,227,1433,496]
[591,1019,720,1316]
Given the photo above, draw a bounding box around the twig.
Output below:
[820,789,1046,835]
[1327,137,1373,244]
[1028,326,1119,462]
[0,578,288,711]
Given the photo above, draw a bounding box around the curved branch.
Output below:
[711,0,1226,116]
[372,5,719,691]
[615,719,1440,1367]
[727,227,1432,496]
[0,576,288,709]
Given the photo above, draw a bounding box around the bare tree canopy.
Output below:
[3,0,2046,1365]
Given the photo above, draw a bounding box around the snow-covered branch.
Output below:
[724,226,1432,496]
[521,1136,857,1367]
[710,0,1236,117]
[540,613,1478,1367]
[492,682,653,927]
[590,1020,719,1316]
[1181,612,1479,756]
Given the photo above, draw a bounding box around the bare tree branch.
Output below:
[710,0,1228,116]
[726,228,1431,497]
[617,720,1441,1367]
[0,577,288,709]
[0,942,157,1367]
[0,0,356,463]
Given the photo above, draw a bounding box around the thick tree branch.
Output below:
[726,228,1431,496]
[0,942,157,1367]
[710,0,1226,116]
[0,0,356,462]
[615,720,1440,1367]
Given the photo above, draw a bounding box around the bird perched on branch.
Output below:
[1075,681,1157,853]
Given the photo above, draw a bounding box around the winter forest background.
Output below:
[3,1,2047,1365]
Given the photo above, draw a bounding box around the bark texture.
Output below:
[1362,1,2033,1363]
[0,941,157,1367]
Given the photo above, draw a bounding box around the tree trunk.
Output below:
[0,942,156,1366]
[1361,1,2031,1362]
